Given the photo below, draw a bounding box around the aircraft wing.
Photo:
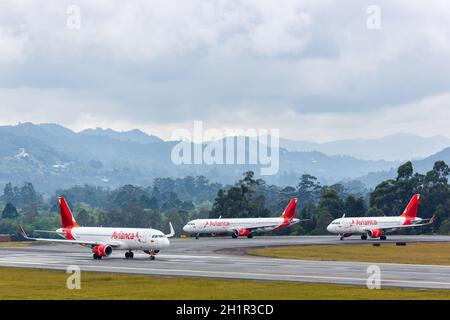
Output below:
[227,218,308,234]
[165,222,175,238]
[19,225,120,247]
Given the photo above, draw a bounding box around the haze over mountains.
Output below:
[0,123,448,195]
[278,134,450,161]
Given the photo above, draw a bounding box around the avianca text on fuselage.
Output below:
[326,194,436,240]
[20,197,175,260]
[183,198,301,239]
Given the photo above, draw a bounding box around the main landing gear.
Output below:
[93,254,102,260]
[360,234,386,240]
[125,251,134,259]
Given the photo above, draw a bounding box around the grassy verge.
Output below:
[0,241,31,248]
[248,243,450,265]
[0,267,449,299]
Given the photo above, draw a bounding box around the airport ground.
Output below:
[0,235,450,299]
[1,267,450,300]
[248,242,450,265]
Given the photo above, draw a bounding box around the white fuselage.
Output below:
[183,217,299,234]
[57,227,170,250]
[327,216,423,235]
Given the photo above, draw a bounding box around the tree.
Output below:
[297,174,321,204]
[313,208,333,235]
[318,187,344,219]
[366,207,384,217]
[344,195,367,217]
[2,203,18,219]
[2,183,15,204]
[299,203,317,234]
[23,203,38,224]
[397,161,413,180]
[75,208,96,226]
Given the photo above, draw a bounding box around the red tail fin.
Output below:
[280,198,298,221]
[59,197,79,228]
[400,194,420,219]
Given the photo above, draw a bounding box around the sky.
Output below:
[0,0,449,142]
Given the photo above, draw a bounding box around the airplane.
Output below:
[20,196,175,260]
[182,198,301,239]
[326,194,436,240]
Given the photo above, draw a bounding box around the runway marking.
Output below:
[1,260,450,288]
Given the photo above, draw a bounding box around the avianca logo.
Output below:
[350,219,378,227]
[204,221,231,227]
[111,231,138,240]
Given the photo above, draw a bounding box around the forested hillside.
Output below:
[1,160,448,237]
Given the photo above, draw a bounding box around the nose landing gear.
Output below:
[143,249,157,260]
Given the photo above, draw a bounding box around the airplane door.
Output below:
[341,219,352,231]
[138,231,147,244]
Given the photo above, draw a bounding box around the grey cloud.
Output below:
[0,0,449,139]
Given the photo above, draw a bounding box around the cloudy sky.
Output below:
[0,0,449,142]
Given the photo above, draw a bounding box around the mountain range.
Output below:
[278,133,450,161]
[0,123,448,194]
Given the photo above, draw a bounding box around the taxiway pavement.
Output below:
[1,235,450,289]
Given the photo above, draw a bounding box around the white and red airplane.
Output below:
[183,198,301,239]
[20,196,175,260]
[326,194,436,240]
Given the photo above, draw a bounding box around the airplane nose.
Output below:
[182,225,189,232]
[326,225,332,232]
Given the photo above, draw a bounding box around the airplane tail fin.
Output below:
[400,194,420,219]
[59,197,79,229]
[280,198,298,221]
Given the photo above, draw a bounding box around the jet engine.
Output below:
[367,229,383,238]
[238,229,250,236]
[93,244,113,257]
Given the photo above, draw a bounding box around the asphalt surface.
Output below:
[1,235,450,289]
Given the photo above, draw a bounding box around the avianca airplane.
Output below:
[20,196,175,260]
[183,198,301,239]
[326,194,436,240]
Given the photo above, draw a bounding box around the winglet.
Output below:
[166,222,175,238]
[19,225,31,240]
[430,215,437,225]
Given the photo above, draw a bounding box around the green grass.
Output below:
[248,243,450,265]
[0,241,31,248]
[0,267,449,299]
